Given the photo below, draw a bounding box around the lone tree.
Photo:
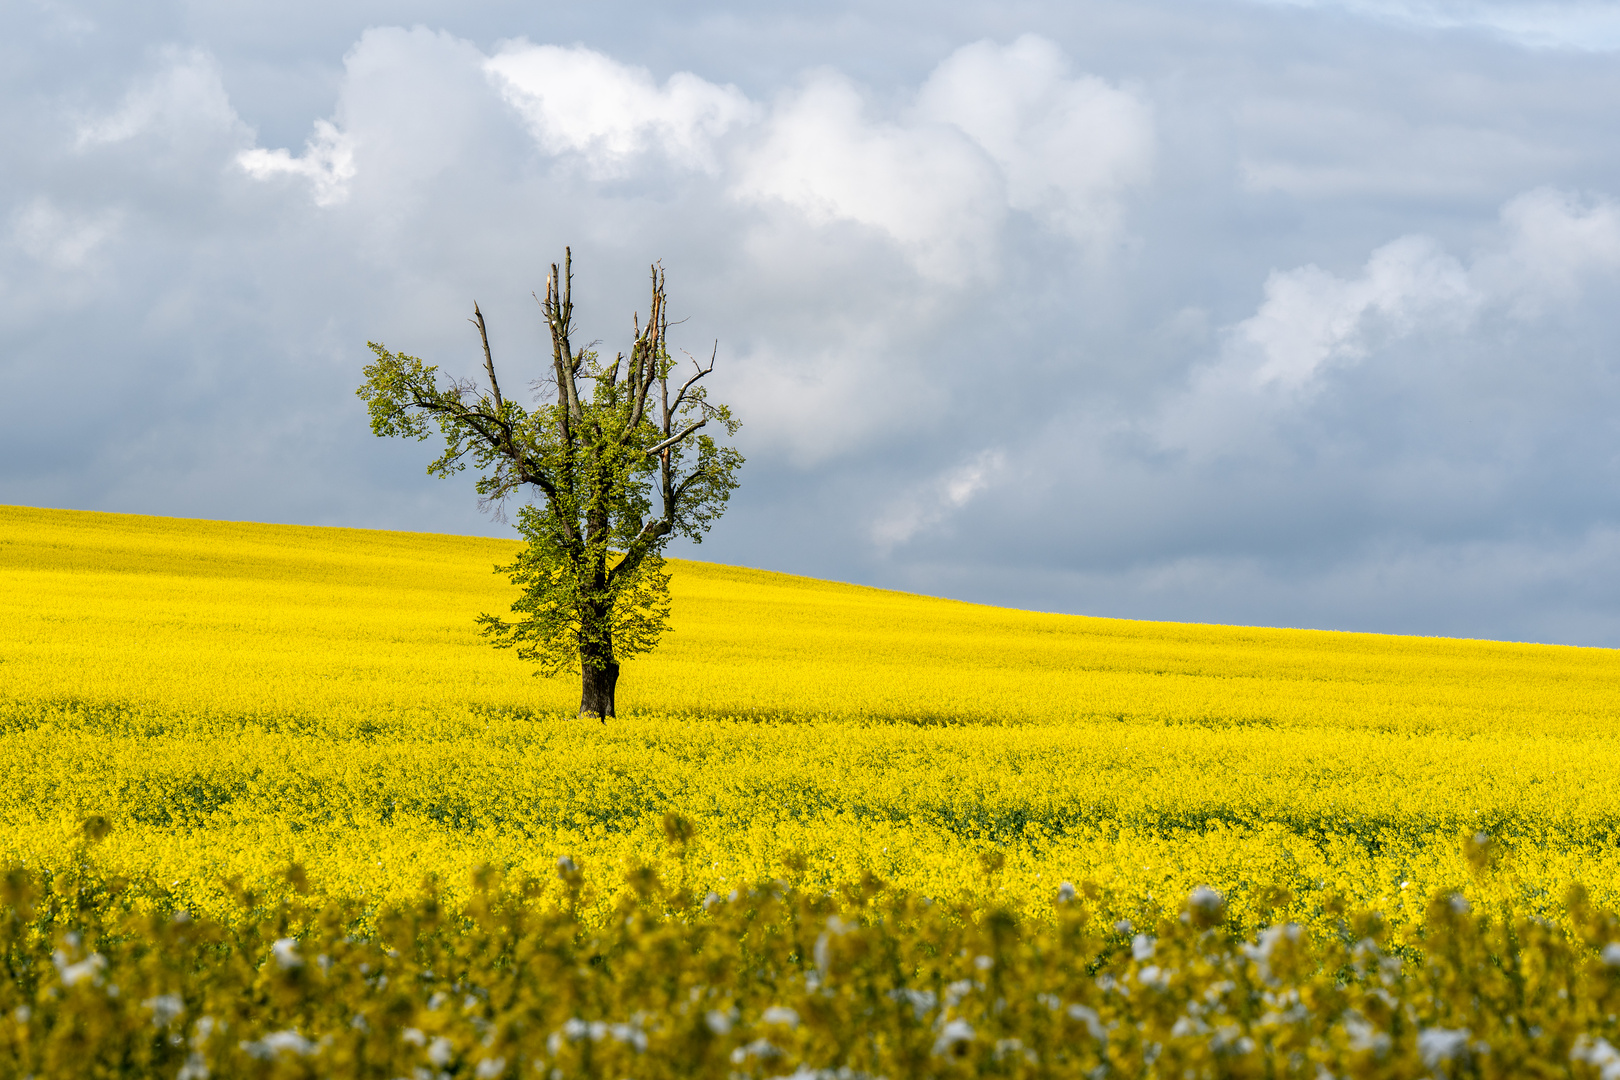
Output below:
[358,250,742,718]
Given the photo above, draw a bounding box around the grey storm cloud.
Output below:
[5,0,1620,644]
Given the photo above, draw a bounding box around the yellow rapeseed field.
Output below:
[4,502,1620,1077]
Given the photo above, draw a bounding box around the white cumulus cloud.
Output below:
[736,37,1153,282]
[236,120,358,207]
[1227,234,1477,394]
[484,41,755,176]
[74,48,238,148]
[915,34,1154,243]
[734,71,1006,284]
[1475,186,1620,315]
[1149,186,1620,458]
[873,449,1006,550]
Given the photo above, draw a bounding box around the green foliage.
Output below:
[477,525,672,678]
[357,252,742,706]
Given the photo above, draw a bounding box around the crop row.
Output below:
[4,849,1620,1080]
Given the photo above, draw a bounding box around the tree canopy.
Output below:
[358,250,742,717]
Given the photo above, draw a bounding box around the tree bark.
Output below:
[580,659,619,719]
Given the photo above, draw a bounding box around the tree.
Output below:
[358,250,742,718]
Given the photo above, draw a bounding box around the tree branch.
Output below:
[470,302,503,412]
[624,264,664,436]
[609,518,672,586]
[669,349,715,417]
[646,418,707,458]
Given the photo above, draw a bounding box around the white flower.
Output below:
[1131,934,1156,962]
[1345,1015,1391,1057]
[813,916,855,973]
[1188,886,1223,917]
[762,1006,800,1028]
[474,1057,506,1079]
[402,1027,427,1046]
[142,993,185,1026]
[270,938,301,970]
[932,1018,975,1057]
[240,1030,317,1059]
[890,987,936,1020]
[1210,1024,1254,1056]
[1602,942,1620,968]
[1572,1035,1620,1080]
[1056,881,1076,902]
[993,1036,1033,1063]
[1244,924,1301,984]
[730,1038,783,1063]
[53,950,106,987]
[1417,1027,1471,1067]
[705,1009,732,1035]
[428,1036,453,1066]
[1067,1004,1106,1043]
[943,978,977,1008]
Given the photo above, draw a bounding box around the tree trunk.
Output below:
[580,659,619,720]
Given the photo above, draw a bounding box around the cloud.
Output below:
[873,449,1006,550]
[484,41,755,176]
[1246,1,1620,52]
[230,30,1152,289]
[967,180,1620,624]
[734,72,1006,283]
[736,38,1154,281]
[1476,186,1620,314]
[12,6,1620,648]
[9,198,118,269]
[914,34,1154,244]
[1226,234,1477,394]
[466,33,1158,284]
[230,27,507,215]
[726,334,947,467]
[74,48,238,148]
[1148,186,1620,460]
[236,120,357,206]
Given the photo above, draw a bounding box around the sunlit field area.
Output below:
[3,502,1620,1077]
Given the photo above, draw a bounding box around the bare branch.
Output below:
[470,302,503,412]
[669,348,715,417]
[545,253,585,425]
[646,418,707,458]
[623,263,665,438]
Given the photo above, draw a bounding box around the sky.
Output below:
[6,0,1620,645]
